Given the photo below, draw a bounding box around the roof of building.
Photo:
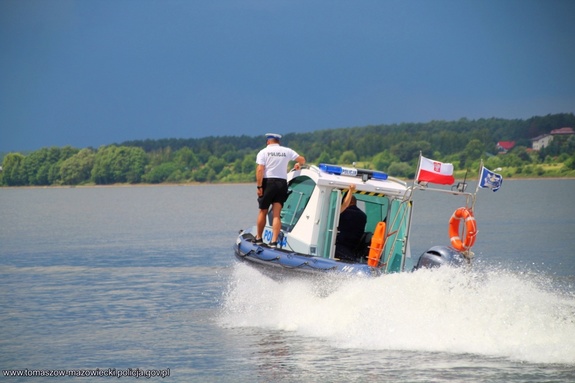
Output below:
[497,141,515,150]
[531,134,551,141]
[550,127,574,135]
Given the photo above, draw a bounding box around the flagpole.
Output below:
[474,159,483,195]
[413,151,422,188]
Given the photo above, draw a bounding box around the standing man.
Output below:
[254,133,305,248]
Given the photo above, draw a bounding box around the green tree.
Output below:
[124,147,147,183]
[91,145,147,184]
[500,153,524,168]
[316,151,332,164]
[387,162,414,178]
[371,150,397,171]
[206,156,226,174]
[173,147,199,170]
[338,150,357,165]
[166,169,187,183]
[232,158,242,174]
[21,148,47,185]
[60,148,96,185]
[143,162,180,183]
[510,146,531,162]
[241,154,255,174]
[563,152,575,170]
[390,141,431,162]
[13,146,78,186]
[1,153,26,186]
[484,155,503,171]
[148,147,173,166]
[459,139,485,168]
[192,166,216,182]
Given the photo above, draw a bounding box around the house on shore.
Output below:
[531,127,574,151]
[496,141,515,153]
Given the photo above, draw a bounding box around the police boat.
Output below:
[234,162,479,277]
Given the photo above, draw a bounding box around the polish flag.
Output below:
[416,156,455,185]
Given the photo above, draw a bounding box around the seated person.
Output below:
[335,184,367,262]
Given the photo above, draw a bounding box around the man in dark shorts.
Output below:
[254,133,305,248]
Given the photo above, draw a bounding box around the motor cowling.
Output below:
[413,245,467,270]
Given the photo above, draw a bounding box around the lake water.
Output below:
[1,180,574,382]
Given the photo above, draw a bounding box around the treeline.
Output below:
[2,113,575,186]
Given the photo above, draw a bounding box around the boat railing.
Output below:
[379,197,412,272]
[408,182,477,210]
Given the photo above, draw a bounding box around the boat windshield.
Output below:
[281,176,315,232]
[355,193,389,233]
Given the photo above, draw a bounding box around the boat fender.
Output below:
[367,221,386,267]
[448,207,477,251]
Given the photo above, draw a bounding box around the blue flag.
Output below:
[479,166,503,192]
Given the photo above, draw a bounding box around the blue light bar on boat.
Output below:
[370,171,388,180]
[318,163,388,180]
[319,163,357,176]
[319,163,343,174]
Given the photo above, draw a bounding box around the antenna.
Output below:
[452,169,468,193]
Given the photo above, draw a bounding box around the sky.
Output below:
[1,0,574,152]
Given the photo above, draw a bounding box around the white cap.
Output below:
[265,133,282,140]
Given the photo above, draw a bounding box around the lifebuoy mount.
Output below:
[448,207,477,251]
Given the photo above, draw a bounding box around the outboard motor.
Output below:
[413,245,468,270]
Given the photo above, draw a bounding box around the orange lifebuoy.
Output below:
[367,221,386,267]
[448,207,477,251]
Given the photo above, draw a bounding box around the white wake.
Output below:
[219,263,575,365]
